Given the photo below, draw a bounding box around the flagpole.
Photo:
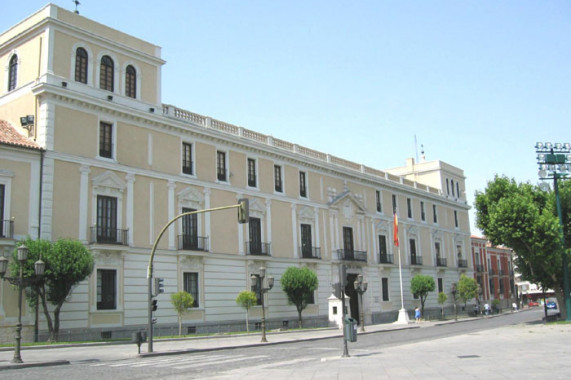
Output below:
[393,212,409,324]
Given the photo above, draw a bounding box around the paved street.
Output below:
[1,309,569,379]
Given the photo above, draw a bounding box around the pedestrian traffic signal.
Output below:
[152,299,158,312]
[237,198,249,224]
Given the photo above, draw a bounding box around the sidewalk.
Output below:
[0,311,525,371]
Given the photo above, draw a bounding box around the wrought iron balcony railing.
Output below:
[436,257,447,267]
[300,246,321,259]
[246,241,271,256]
[90,226,128,245]
[476,264,484,272]
[337,249,367,262]
[458,259,468,268]
[379,253,394,264]
[410,256,423,265]
[178,235,209,251]
[0,219,14,239]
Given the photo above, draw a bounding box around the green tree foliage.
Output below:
[410,274,435,317]
[457,274,478,307]
[437,292,448,318]
[10,238,94,342]
[171,291,194,336]
[280,266,318,328]
[474,175,568,317]
[235,290,257,333]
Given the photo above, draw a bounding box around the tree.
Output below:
[280,266,319,328]
[457,274,479,308]
[474,175,568,318]
[10,238,94,342]
[437,292,448,319]
[235,290,257,333]
[171,291,194,336]
[410,274,435,317]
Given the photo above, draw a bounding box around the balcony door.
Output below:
[97,195,117,243]
[182,207,198,249]
[249,217,262,254]
[301,224,312,258]
[343,227,354,260]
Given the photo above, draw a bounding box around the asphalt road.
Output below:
[0,310,547,379]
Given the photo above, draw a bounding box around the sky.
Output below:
[2,1,570,235]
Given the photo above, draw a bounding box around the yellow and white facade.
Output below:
[0,5,472,341]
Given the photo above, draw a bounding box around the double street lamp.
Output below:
[251,267,273,342]
[0,245,45,363]
[536,142,571,321]
[353,274,368,332]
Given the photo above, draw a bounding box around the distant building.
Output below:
[471,236,516,308]
[0,4,472,341]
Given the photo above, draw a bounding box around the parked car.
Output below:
[528,300,539,307]
[546,301,557,309]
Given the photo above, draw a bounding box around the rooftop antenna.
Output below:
[420,144,426,162]
[73,0,81,15]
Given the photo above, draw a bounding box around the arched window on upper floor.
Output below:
[8,55,18,91]
[100,55,114,92]
[125,65,136,98]
[75,47,88,84]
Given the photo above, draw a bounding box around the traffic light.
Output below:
[154,277,164,295]
[152,299,158,312]
[237,198,249,224]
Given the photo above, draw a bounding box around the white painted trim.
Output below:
[78,165,90,242]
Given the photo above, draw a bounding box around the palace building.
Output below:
[0,4,472,341]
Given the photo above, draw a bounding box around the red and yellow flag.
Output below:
[393,212,399,247]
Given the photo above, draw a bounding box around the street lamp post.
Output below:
[353,274,368,332]
[536,142,571,321]
[0,245,45,363]
[251,267,274,342]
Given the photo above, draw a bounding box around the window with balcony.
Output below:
[182,142,193,175]
[247,158,257,187]
[75,47,88,84]
[410,238,421,265]
[420,201,425,221]
[379,235,392,263]
[274,165,283,193]
[8,55,17,91]
[0,184,9,238]
[97,269,116,310]
[99,121,113,159]
[96,195,120,243]
[125,65,136,98]
[381,277,389,301]
[181,207,199,250]
[183,272,199,307]
[217,151,227,181]
[247,217,267,255]
[299,171,307,198]
[392,194,397,214]
[433,204,438,224]
[300,223,313,258]
[100,55,114,92]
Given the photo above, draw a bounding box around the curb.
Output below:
[138,325,420,358]
[0,360,69,371]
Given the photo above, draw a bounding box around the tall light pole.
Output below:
[0,245,45,363]
[251,267,273,342]
[536,142,571,321]
[353,274,368,332]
